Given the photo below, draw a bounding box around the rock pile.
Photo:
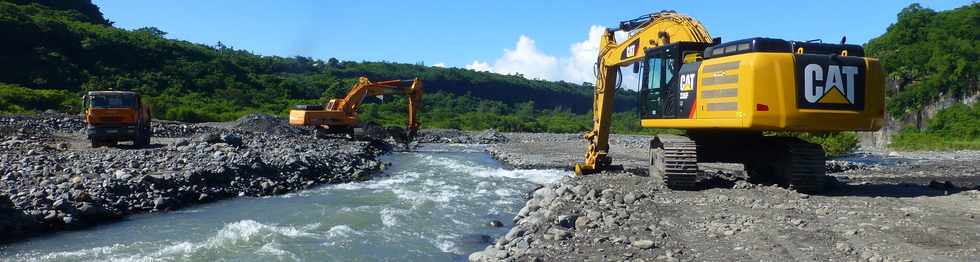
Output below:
[414,129,509,144]
[0,113,387,243]
[232,113,309,136]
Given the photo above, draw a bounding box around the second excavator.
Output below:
[289,77,423,139]
[576,11,884,192]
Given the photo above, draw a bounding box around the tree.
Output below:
[134,27,166,38]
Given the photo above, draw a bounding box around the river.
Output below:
[0,144,569,261]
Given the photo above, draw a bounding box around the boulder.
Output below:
[220,133,243,147]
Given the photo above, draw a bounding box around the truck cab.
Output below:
[83,91,152,147]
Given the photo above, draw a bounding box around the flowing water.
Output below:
[0,144,569,261]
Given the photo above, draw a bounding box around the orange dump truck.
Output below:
[83,91,152,147]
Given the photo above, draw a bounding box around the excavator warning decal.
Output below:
[795,55,865,110]
[677,62,700,118]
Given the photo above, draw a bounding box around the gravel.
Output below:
[0,113,388,243]
[471,132,980,261]
[414,129,509,144]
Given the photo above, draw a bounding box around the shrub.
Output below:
[769,132,860,157]
[890,103,980,151]
[0,83,76,113]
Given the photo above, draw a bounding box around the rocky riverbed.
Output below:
[472,132,980,261]
[0,113,388,243]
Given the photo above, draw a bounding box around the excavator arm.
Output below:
[336,77,424,137]
[575,11,712,175]
[291,76,422,139]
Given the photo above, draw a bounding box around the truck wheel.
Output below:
[134,134,147,147]
[313,127,325,139]
[134,130,149,146]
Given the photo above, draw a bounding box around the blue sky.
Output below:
[94,0,971,83]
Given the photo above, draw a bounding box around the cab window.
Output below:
[644,56,663,117]
[90,95,137,108]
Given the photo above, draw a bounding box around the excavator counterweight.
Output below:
[577,11,884,193]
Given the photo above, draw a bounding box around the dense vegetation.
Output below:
[0,0,643,133]
[890,103,980,150]
[866,3,978,118]
[0,83,73,113]
[866,3,979,150]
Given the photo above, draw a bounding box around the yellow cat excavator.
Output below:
[289,77,423,138]
[575,11,884,192]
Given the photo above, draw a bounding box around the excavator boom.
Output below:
[576,11,712,175]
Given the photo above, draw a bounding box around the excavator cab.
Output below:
[639,42,710,119]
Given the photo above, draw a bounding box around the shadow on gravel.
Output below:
[106,143,167,150]
[819,180,974,198]
[697,176,739,190]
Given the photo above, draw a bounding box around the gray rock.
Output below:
[587,189,598,200]
[174,138,190,147]
[113,170,131,180]
[489,220,503,227]
[835,242,853,253]
[43,211,58,221]
[533,187,557,204]
[52,199,70,210]
[468,251,486,262]
[494,249,508,259]
[548,227,572,240]
[153,196,170,210]
[624,192,637,205]
[193,133,222,143]
[76,202,107,218]
[220,133,243,147]
[575,216,592,230]
[557,214,578,228]
[504,226,527,242]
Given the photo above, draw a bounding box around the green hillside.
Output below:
[0,0,647,133]
[866,3,980,150]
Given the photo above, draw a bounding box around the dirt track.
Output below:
[472,133,980,261]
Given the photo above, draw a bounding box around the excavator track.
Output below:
[650,135,699,190]
[775,138,827,193]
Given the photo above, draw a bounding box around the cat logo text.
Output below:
[803,64,858,105]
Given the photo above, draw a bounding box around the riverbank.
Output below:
[472,132,980,261]
[0,113,388,244]
[0,144,569,261]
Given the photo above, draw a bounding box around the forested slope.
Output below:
[866,3,979,149]
[0,0,642,132]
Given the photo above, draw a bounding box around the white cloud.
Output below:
[492,35,559,80]
[465,60,492,72]
[465,25,641,89]
[559,26,606,84]
[432,62,447,68]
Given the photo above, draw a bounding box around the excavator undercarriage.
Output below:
[650,132,827,193]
